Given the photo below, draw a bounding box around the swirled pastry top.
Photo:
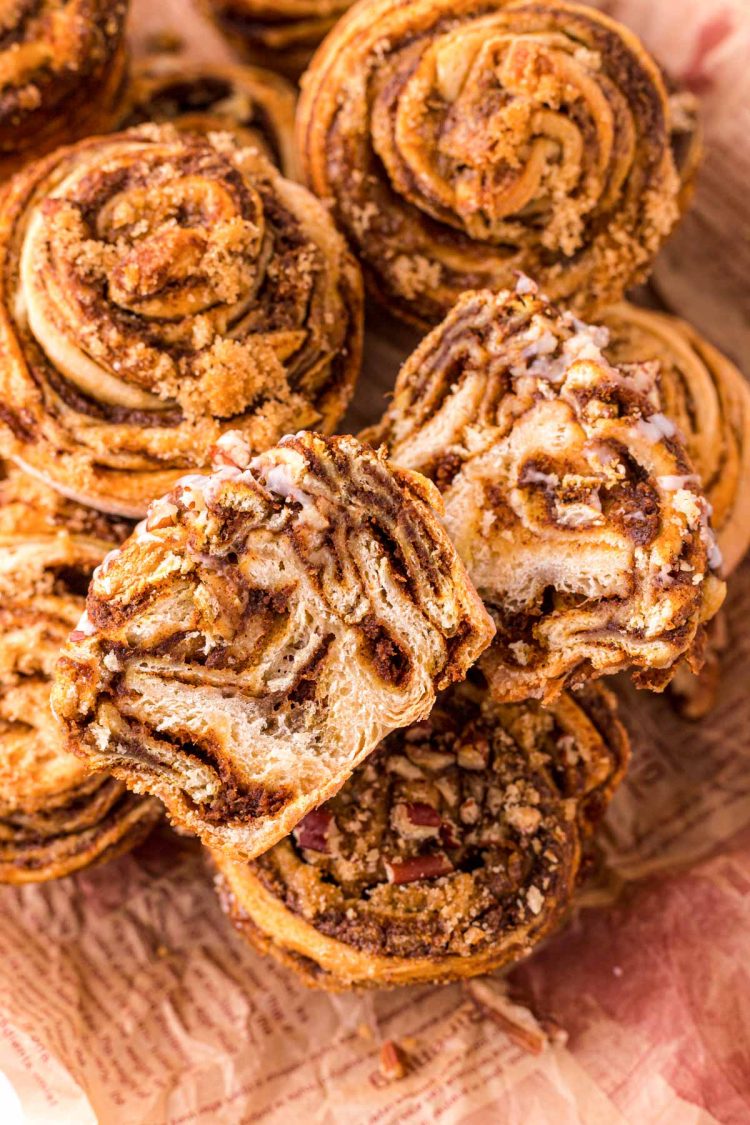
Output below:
[600,303,750,576]
[119,59,298,177]
[0,470,159,883]
[0,0,128,173]
[52,431,495,862]
[200,0,355,79]
[213,679,629,989]
[297,0,682,326]
[0,124,363,517]
[367,282,726,703]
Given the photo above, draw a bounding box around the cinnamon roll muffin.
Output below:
[0,0,129,179]
[298,0,682,326]
[600,304,750,576]
[0,125,363,517]
[367,282,726,703]
[52,432,495,862]
[200,0,355,79]
[213,679,629,989]
[119,59,298,177]
[0,466,160,884]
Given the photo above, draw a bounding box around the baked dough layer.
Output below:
[0,465,160,884]
[366,282,726,702]
[298,0,681,326]
[213,679,629,989]
[0,124,363,516]
[53,431,495,862]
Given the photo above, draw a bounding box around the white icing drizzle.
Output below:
[658,474,701,491]
[637,413,677,443]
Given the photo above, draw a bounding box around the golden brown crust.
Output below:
[200,0,355,79]
[212,679,629,989]
[600,304,750,576]
[118,59,298,178]
[0,0,129,179]
[367,283,726,703]
[0,124,363,517]
[297,0,681,327]
[0,467,160,884]
[52,431,495,863]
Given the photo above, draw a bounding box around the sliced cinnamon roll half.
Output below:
[600,304,750,576]
[0,125,363,517]
[298,0,683,327]
[367,282,726,703]
[0,466,160,884]
[212,679,629,989]
[200,0,355,79]
[119,59,298,177]
[52,432,495,862]
[0,0,129,179]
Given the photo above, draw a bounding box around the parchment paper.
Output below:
[0,2,748,1122]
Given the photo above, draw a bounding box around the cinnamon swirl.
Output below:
[119,59,298,176]
[368,282,725,703]
[0,465,160,884]
[0,0,129,179]
[52,432,495,862]
[213,679,629,989]
[600,303,750,576]
[200,0,355,79]
[0,125,363,517]
[298,0,682,326]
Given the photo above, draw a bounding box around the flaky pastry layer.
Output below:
[298,0,681,326]
[53,431,494,862]
[214,679,628,989]
[367,283,725,702]
[0,124,363,516]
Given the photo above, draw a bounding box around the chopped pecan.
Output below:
[293,809,333,853]
[385,853,453,884]
[457,736,490,770]
[379,1040,407,1081]
[391,802,441,840]
[459,797,481,825]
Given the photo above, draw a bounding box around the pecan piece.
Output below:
[391,801,441,840]
[379,1040,407,1081]
[385,853,453,884]
[293,809,333,853]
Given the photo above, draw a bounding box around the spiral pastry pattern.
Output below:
[52,432,495,862]
[0,466,160,884]
[119,60,298,177]
[0,0,129,178]
[368,282,726,703]
[213,679,628,989]
[0,125,363,517]
[200,0,355,79]
[298,0,682,326]
[600,304,750,576]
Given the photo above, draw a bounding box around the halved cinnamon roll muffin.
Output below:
[119,59,298,177]
[52,432,495,862]
[367,282,725,703]
[298,0,682,326]
[600,304,750,576]
[0,466,160,884]
[0,0,129,179]
[200,0,355,79]
[213,678,629,989]
[0,124,363,517]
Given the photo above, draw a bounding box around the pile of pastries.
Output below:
[0,0,747,992]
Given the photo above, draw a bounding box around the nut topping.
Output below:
[391,801,441,840]
[457,736,490,771]
[293,809,334,853]
[385,853,454,884]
